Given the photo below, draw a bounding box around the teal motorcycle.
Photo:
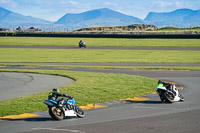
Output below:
[43,97,85,120]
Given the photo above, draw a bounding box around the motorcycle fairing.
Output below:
[64,110,77,117]
[43,99,57,106]
[63,98,77,117]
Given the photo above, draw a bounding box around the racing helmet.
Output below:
[52,88,59,94]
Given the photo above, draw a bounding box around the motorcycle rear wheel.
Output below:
[49,106,64,120]
[179,94,184,102]
[162,92,174,103]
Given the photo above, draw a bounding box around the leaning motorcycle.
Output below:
[155,80,184,103]
[79,42,86,48]
[43,97,85,120]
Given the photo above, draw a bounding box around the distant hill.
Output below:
[55,8,144,29]
[145,9,200,28]
[76,24,158,32]
[0,7,52,28]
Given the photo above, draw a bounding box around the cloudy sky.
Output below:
[0,0,200,21]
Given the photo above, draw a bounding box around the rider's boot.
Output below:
[179,94,184,101]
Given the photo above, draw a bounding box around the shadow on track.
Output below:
[1,116,77,122]
[1,117,53,122]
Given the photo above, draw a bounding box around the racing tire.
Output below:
[75,106,85,118]
[162,92,174,103]
[49,106,64,120]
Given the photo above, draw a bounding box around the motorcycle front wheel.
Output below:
[162,92,174,103]
[75,106,85,118]
[49,106,64,120]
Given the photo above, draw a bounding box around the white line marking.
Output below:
[32,128,85,133]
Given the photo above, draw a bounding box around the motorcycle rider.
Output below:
[79,40,85,47]
[157,80,184,100]
[79,40,83,45]
[158,80,171,90]
[48,88,72,107]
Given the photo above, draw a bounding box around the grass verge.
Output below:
[91,66,200,71]
[0,37,200,47]
[0,48,200,63]
[1,64,200,71]
[0,69,157,117]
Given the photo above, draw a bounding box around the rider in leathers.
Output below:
[48,88,72,106]
[158,80,184,99]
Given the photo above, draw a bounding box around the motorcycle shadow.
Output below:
[2,116,77,122]
[1,117,54,122]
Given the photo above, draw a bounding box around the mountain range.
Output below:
[144,9,200,28]
[0,7,52,28]
[55,8,143,29]
[0,7,200,30]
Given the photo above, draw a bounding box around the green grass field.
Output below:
[58,65,200,71]
[0,37,199,117]
[0,48,199,63]
[0,37,200,47]
[0,69,157,116]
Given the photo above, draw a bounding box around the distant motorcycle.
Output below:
[79,41,86,48]
[43,96,85,120]
[155,80,184,103]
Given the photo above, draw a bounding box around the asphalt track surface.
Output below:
[0,46,200,133]
[0,72,74,101]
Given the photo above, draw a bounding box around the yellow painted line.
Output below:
[0,113,40,120]
[0,104,107,120]
[120,97,150,102]
[79,104,107,110]
[0,65,6,67]
[152,91,157,95]
[176,86,184,90]
[165,81,179,84]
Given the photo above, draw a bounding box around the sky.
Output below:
[0,0,200,22]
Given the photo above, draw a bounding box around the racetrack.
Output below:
[0,72,199,133]
[0,45,200,133]
[0,72,74,101]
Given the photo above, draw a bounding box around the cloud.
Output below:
[175,1,192,8]
[103,2,112,6]
[59,0,79,6]
[152,1,193,9]
[0,0,9,3]
[152,1,173,8]
[69,1,78,5]
[0,0,17,8]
